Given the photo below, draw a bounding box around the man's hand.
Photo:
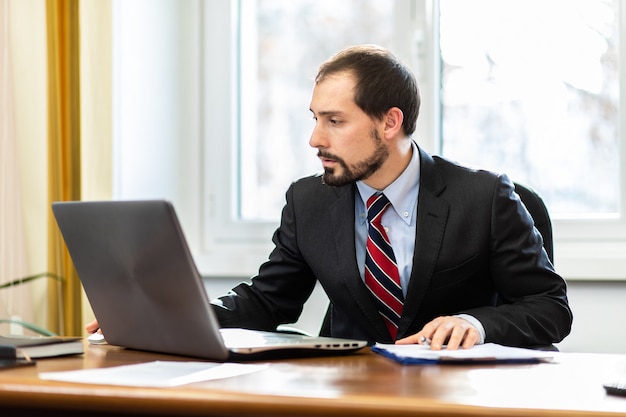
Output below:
[85,319,100,334]
[395,316,480,350]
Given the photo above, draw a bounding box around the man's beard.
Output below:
[320,129,389,187]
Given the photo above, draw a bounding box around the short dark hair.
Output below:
[315,45,420,136]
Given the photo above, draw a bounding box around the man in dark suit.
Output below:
[210,45,573,350]
[86,45,572,350]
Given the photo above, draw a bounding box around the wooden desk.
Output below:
[0,341,625,417]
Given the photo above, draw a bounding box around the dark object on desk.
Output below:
[0,358,35,370]
[0,334,83,359]
[604,380,626,397]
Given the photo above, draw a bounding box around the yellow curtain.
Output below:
[46,0,82,336]
[1,0,32,330]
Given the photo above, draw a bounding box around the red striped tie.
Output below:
[364,193,404,340]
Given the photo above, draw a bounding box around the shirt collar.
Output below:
[356,141,420,225]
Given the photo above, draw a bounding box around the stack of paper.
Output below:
[372,343,555,364]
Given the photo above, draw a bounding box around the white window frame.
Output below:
[112,0,626,280]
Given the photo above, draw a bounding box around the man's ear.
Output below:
[383,107,404,139]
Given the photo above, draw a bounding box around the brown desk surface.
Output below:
[1,340,625,417]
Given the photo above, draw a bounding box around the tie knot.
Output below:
[366,193,391,223]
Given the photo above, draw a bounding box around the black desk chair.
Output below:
[317,181,554,338]
[513,182,553,264]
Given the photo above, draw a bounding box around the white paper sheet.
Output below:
[39,361,268,387]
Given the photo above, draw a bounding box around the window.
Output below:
[439,0,620,218]
[224,0,626,279]
[236,0,622,221]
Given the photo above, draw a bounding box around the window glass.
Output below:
[237,0,620,221]
[439,0,619,217]
[238,0,394,220]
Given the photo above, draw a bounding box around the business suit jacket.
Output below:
[214,146,573,346]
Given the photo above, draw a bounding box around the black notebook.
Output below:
[0,335,83,360]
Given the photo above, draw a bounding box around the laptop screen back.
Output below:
[52,200,230,360]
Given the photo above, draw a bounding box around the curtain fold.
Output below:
[0,0,32,332]
[46,0,82,336]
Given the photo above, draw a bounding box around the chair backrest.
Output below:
[513,182,554,264]
[318,181,554,337]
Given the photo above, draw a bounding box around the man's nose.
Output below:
[309,124,326,148]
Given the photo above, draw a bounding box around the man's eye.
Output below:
[329,119,341,125]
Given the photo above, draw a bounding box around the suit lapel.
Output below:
[328,184,391,340]
[398,148,449,338]
[328,185,357,276]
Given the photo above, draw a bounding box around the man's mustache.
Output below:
[317,150,342,163]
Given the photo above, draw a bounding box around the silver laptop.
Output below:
[52,200,367,361]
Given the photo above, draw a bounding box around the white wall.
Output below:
[555,281,626,353]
